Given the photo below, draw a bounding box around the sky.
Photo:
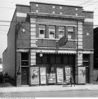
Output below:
[0,0,98,58]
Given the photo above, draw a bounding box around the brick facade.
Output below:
[3,2,94,86]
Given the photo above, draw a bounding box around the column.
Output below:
[30,18,37,47]
[76,21,84,84]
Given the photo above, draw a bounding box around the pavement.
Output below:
[0,83,98,93]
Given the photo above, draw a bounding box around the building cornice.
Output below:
[28,12,85,21]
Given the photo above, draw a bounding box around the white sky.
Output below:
[0,0,98,58]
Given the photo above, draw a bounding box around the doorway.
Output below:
[21,52,29,85]
[21,67,29,85]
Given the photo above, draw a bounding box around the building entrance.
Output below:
[21,52,29,85]
[21,67,29,85]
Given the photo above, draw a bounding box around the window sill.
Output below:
[36,37,77,41]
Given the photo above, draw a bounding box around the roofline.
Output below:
[7,8,16,36]
[30,1,83,8]
[16,4,30,7]
[83,10,94,13]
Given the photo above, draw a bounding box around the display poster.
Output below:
[57,68,63,84]
[65,67,71,76]
[66,76,71,83]
[78,67,86,84]
[47,73,56,84]
[65,67,71,83]
[30,67,39,85]
[40,67,46,84]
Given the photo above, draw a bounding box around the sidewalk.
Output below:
[0,84,98,93]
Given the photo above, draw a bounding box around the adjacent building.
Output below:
[3,2,94,86]
[93,27,98,83]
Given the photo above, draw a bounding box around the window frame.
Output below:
[48,25,56,39]
[67,26,75,40]
[58,26,65,39]
[38,24,46,38]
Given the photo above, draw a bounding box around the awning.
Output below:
[36,49,76,54]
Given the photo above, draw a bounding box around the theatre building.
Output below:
[3,2,94,86]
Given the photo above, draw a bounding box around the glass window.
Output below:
[67,26,75,40]
[50,55,55,64]
[58,26,65,38]
[39,25,45,38]
[21,52,29,66]
[56,56,61,64]
[49,26,55,39]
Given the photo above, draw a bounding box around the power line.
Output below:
[0,6,15,9]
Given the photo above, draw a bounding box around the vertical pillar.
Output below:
[76,21,84,84]
[30,17,37,65]
[30,18,37,48]
[30,18,37,85]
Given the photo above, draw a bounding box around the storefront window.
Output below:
[50,55,55,64]
[58,26,65,39]
[49,26,55,39]
[39,25,45,38]
[67,26,75,40]
[56,56,61,64]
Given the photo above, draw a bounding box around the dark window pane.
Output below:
[40,30,44,34]
[42,55,48,64]
[56,56,61,64]
[36,53,42,64]
[50,55,55,64]
[63,55,68,65]
[21,53,29,60]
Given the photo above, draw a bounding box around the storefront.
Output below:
[29,53,76,85]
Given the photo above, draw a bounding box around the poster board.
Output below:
[47,73,56,84]
[78,67,86,84]
[30,67,39,85]
[65,67,71,83]
[57,68,63,84]
[40,67,46,84]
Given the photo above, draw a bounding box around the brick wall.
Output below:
[30,2,83,16]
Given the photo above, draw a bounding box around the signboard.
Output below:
[57,35,68,47]
[47,73,56,84]
[30,67,39,85]
[65,67,71,83]
[40,67,46,84]
[78,67,86,84]
[57,68,63,84]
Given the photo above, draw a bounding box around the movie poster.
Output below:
[57,68,63,84]
[30,67,39,85]
[47,73,56,84]
[40,67,46,84]
[65,67,71,83]
[78,67,86,84]
[65,67,71,76]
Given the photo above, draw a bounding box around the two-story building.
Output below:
[3,2,94,86]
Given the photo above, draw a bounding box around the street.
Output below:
[0,90,98,97]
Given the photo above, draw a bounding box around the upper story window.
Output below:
[58,26,65,39]
[67,26,75,40]
[38,25,45,38]
[49,26,55,39]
